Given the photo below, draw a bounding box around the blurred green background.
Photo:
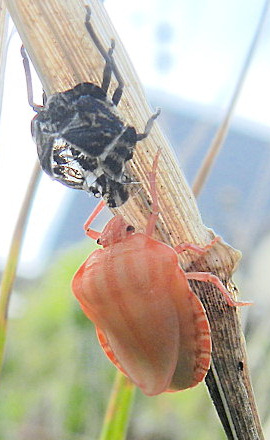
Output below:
[1,242,228,440]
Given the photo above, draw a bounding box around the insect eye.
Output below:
[97,238,101,244]
[126,225,135,232]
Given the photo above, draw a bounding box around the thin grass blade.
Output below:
[192,0,270,197]
[0,161,40,373]
[99,371,135,440]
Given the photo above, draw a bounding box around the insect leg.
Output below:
[85,6,124,106]
[137,108,161,141]
[146,150,161,236]
[101,39,125,106]
[186,272,252,307]
[101,40,115,93]
[174,236,221,255]
[84,199,106,239]
[21,45,43,113]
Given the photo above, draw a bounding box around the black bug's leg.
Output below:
[107,40,124,106]
[20,45,43,113]
[102,40,124,106]
[85,6,124,106]
[136,108,161,141]
[101,41,114,93]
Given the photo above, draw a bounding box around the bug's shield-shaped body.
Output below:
[72,230,211,396]
[32,83,137,207]
[72,152,251,395]
[23,8,159,208]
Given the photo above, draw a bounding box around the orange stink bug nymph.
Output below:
[72,152,251,396]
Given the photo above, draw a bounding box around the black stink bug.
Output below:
[22,6,160,207]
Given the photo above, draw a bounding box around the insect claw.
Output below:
[154,107,161,117]
[110,39,116,51]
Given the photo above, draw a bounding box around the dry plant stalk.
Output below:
[4,0,263,438]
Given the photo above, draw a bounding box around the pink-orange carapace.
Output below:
[72,152,250,396]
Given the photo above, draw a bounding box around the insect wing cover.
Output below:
[72,235,181,396]
[32,83,137,207]
[72,232,211,396]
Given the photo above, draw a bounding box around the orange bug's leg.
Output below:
[146,150,161,237]
[186,272,253,307]
[174,236,221,255]
[84,199,106,239]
